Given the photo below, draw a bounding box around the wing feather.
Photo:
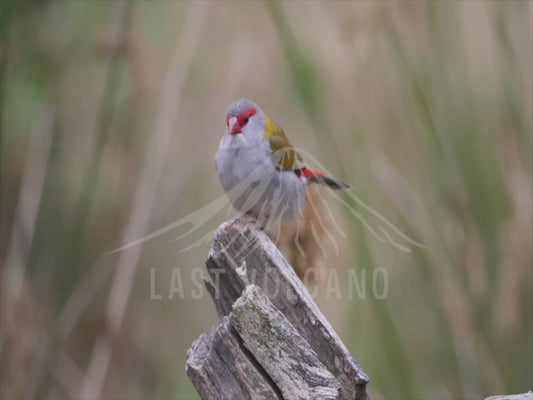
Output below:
[263,115,305,171]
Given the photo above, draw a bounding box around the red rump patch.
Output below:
[298,168,323,177]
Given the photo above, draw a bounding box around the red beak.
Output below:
[228,117,241,134]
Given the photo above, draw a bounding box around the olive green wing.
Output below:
[263,115,305,171]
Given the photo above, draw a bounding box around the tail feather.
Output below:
[301,168,351,190]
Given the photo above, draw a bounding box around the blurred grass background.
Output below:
[1,1,531,399]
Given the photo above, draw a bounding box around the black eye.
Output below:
[243,117,249,124]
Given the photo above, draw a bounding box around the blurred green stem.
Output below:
[265,0,347,180]
[28,1,137,398]
[57,0,136,306]
[0,0,13,179]
[349,127,419,399]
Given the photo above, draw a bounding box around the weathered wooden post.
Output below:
[186,220,370,400]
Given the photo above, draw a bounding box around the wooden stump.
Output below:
[186,220,369,400]
[485,393,533,400]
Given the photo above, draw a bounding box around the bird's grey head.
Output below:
[225,98,264,139]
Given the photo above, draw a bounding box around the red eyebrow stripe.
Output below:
[237,107,257,125]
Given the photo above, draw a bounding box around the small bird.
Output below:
[215,99,350,227]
